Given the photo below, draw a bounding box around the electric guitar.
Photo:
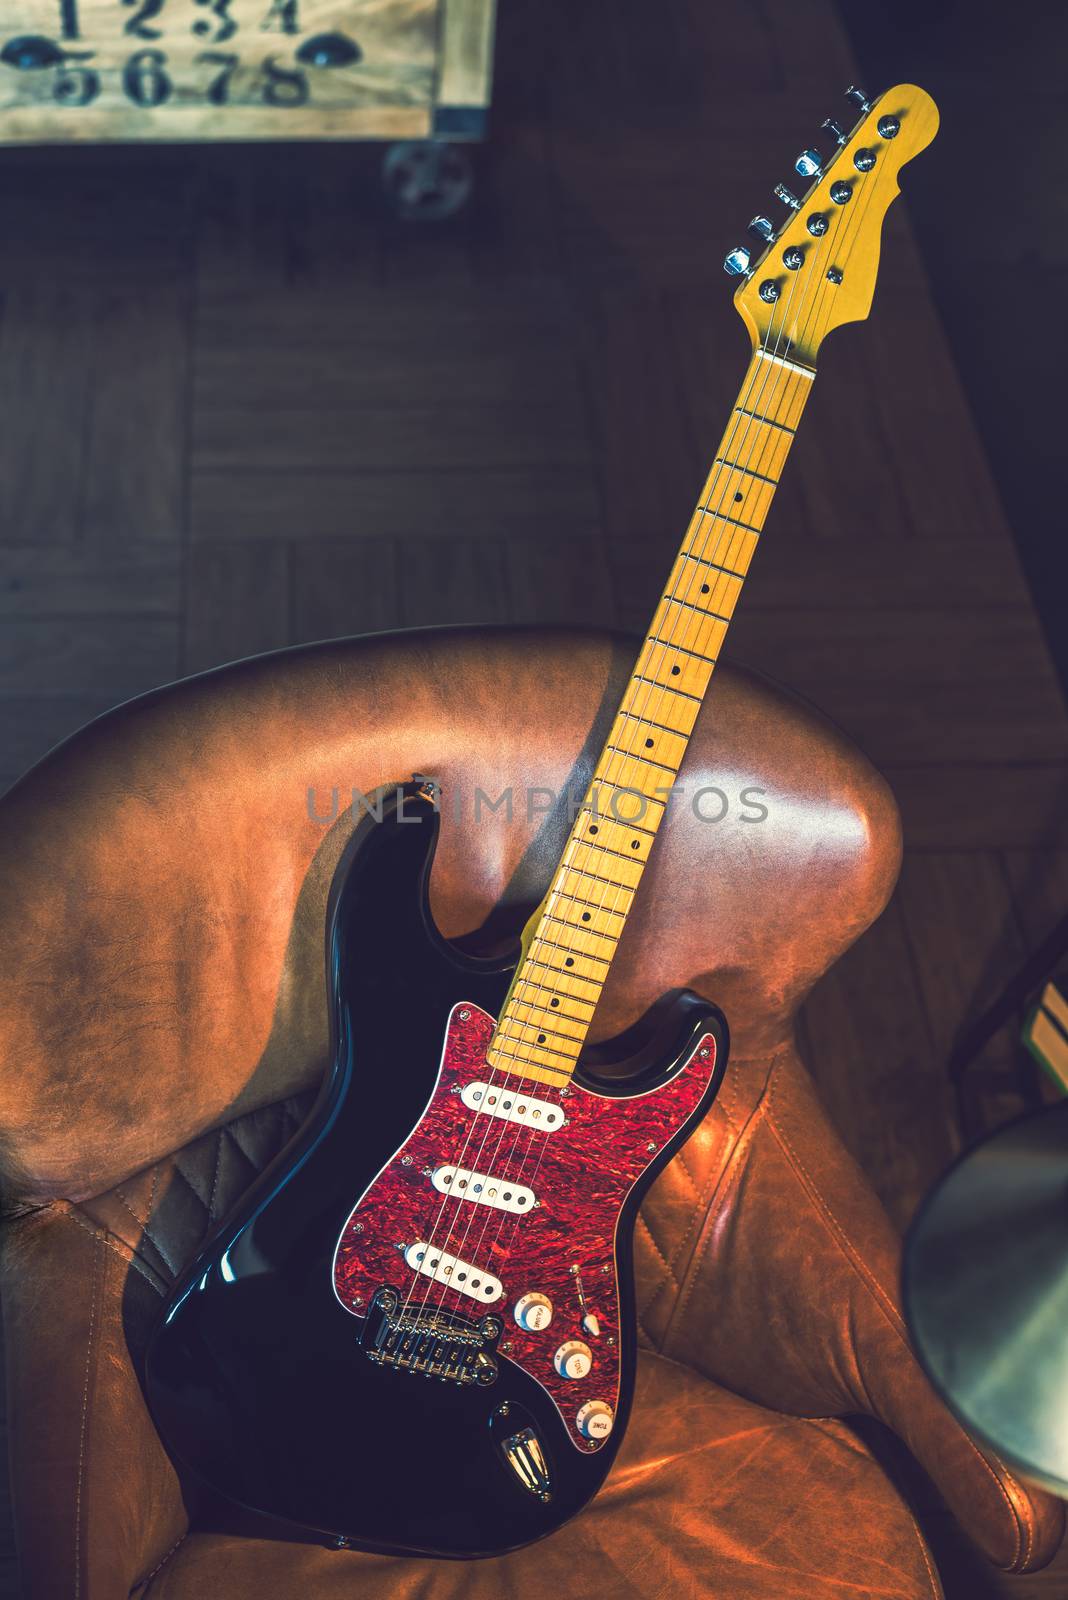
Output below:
[145,83,938,1558]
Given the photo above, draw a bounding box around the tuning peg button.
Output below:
[773,183,800,211]
[723,245,751,277]
[822,118,847,146]
[748,214,775,242]
[844,85,871,111]
[794,149,823,178]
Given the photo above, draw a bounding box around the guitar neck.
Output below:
[486,346,815,1087]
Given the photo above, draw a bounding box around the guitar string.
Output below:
[463,182,866,1314]
[465,200,855,1299]
[435,238,835,1317]
[406,167,865,1334]
[414,204,838,1331]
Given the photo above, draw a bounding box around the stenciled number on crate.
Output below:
[0,0,321,110]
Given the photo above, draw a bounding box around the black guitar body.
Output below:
[145,783,728,1558]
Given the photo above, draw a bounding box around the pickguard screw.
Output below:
[646,1141,657,1153]
[458,1008,470,1020]
[353,1294,364,1306]
[497,1401,511,1418]
[698,1047,710,1060]
[600,1263,611,1274]
[400,1155,413,1167]
[606,1335,616,1346]
[353,1221,364,1233]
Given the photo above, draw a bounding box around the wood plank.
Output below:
[800,889,957,1229]
[0,284,94,545]
[725,607,1068,765]
[397,534,510,627]
[191,465,600,542]
[0,545,179,615]
[184,541,290,675]
[505,535,617,627]
[0,618,178,698]
[291,538,400,641]
[886,765,1068,852]
[81,284,189,545]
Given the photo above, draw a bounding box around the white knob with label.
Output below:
[554,1339,593,1380]
[513,1292,553,1331]
[576,1399,614,1440]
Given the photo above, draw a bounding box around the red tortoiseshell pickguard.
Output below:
[332,1003,717,1451]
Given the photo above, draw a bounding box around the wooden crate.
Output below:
[0,0,495,141]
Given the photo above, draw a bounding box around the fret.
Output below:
[538,926,612,968]
[720,415,793,478]
[632,675,703,705]
[716,460,777,483]
[550,884,630,920]
[509,979,596,1024]
[679,550,746,580]
[506,1001,588,1042]
[485,1041,573,1085]
[657,590,735,642]
[633,641,716,701]
[521,956,605,1004]
[683,514,759,579]
[553,866,636,914]
[586,786,664,829]
[670,563,745,622]
[605,743,676,778]
[615,712,689,770]
[702,467,776,529]
[647,636,717,665]
[734,407,794,434]
[489,346,814,1083]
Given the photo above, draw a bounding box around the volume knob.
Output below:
[576,1399,615,1440]
[513,1291,553,1331]
[554,1340,593,1380]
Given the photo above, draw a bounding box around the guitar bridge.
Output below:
[359,1286,501,1386]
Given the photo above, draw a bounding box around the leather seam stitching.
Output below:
[111,1184,178,1276]
[667,1079,771,1343]
[59,1206,167,1295]
[132,1530,187,1595]
[73,1228,101,1600]
[205,1129,223,1235]
[765,1076,1027,1571]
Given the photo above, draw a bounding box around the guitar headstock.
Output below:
[725,84,939,367]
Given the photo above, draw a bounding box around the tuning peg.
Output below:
[844,85,871,112]
[821,117,847,146]
[794,149,823,178]
[773,182,801,211]
[748,215,775,242]
[723,245,752,277]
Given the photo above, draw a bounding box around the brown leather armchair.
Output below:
[0,627,1062,1599]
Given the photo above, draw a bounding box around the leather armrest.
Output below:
[658,1044,1064,1574]
[2,1204,187,1600]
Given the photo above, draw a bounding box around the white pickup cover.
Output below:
[404,1241,504,1304]
[432,1166,536,1214]
[460,1081,565,1130]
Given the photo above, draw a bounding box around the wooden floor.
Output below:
[2,1,1067,1595]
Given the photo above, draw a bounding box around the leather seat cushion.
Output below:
[140,1353,941,1600]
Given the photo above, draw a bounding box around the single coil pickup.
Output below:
[404,1241,504,1304]
[359,1288,500,1386]
[432,1165,536,1214]
[460,1081,565,1130]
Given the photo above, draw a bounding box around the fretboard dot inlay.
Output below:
[645,738,654,747]
[734,491,743,502]
[581,912,591,922]
[670,665,680,675]
[565,958,574,968]
[550,999,559,1008]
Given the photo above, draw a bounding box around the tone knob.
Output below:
[554,1340,593,1380]
[513,1291,553,1331]
[576,1399,615,1441]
